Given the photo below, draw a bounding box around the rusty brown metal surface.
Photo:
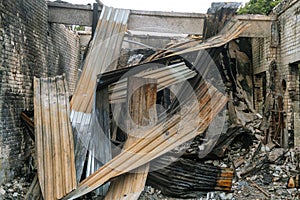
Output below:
[105,77,158,200]
[70,6,130,114]
[69,6,130,184]
[144,21,250,62]
[108,62,197,103]
[34,75,76,200]
[62,79,227,199]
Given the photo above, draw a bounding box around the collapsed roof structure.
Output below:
[13,0,300,199]
[27,3,257,199]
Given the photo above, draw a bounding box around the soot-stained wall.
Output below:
[0,0,80,183]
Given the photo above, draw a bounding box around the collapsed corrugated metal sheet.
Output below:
[148,156,234,198]
[61,9,251,200]
[62,79,228,199]
[91,58,199,199]
[69,6,130,184]
[105,76,158,200]
[145,21,250,61]
[70,6,130,113]
[34,75,76,200]
[109,62,197,103]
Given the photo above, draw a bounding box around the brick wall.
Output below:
[252,0,300,133]
[276,0,300,131]
[252,37,278,75]
[252,37,267,114]
[252,37,277,114]
[0,0,80,184]
[48,23,81,92]
[254,72,266,113]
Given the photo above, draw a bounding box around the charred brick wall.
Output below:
[252,38,266,74]
[252,37,278,76]
[252,0,300,134]
[252,37,277,113]
[275,0,300,131]
[48,23,80,92]
[0,0,80,184]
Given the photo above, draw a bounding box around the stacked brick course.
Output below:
[252,0,300,138]
[0,0,80,184]
[252,37,278,113]
[276,0,300,131]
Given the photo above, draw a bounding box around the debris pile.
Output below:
[0,177,30,200]
[33,6,234,199]
[10,3,299,200]
[230,145,300,199]
[139,141,300,200]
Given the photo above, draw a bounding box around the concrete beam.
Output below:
[234,15,276,38]
[128,10,205,35]
[48,2,96,26]
[47,2,206,35]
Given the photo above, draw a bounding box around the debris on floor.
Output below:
[0,177,31,200]
[139,145,300,200]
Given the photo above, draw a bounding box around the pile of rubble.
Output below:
[9,3,299,200]
[230,144,300,200]
[139,138,300,200]
[0,177,30,200]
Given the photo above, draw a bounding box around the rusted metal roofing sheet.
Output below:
[69,6,130,183]
[62,79,227,199]
[108,62,197,103]
[34,75,76,200]
[70,6,130,114]
[61,8,249,200]
[145,21,250,61]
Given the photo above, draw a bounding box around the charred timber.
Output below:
[21,111,35,141]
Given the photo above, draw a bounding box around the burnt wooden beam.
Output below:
[20,111,34,141]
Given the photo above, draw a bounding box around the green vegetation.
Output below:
[238,0,282,15]
[74,25,85,31]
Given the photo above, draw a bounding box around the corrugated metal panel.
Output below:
[145,21,250,61]
[62,80,227,200]
[70,6,130,114]
[69,6,130,185]
[34,75,76,200]
[61,9,248,200]
[108,62,197,103]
